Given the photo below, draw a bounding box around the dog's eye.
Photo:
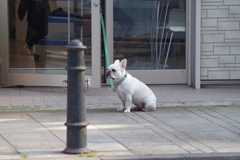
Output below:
[112,69,116,72]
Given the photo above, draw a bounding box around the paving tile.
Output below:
[163,121,226,132]
[2,132,65,150]
[94,151,134,157]
[87,115,133,124]
[101,129,158,139]
[87,125,117,143]
[50,130,66,143]
[96,88,110,96]
[18,148,81,159]
[21,99,34,104]
[0,137,18,156]
[186,131,240,141]
[86,90,99,96]
[127,144,188,155]
[0,145,17,153]
[88,142,127,152]
[0,124,46,134]
[33,100,47,106]
[8,90,20,96]
[116,136,172,146]
[28,111,66,123]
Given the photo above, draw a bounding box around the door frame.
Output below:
[0,0,8,85]
[104,0,195,85]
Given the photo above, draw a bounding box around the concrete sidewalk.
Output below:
[1,107,240,159]
[0,85,240,159]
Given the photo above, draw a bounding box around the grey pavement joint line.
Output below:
[26,113,65,144]
[90,119,134,155]
[204,107,240,131]
[187,107,240,136]
[134,111,216,154]
[124,112,208,154]
[0,133,20,155]
[154,117,216,153]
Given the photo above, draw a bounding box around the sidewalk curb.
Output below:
[100,152,240,160]
[18,152,240,160]
[87,100,240,109]
[1,100,240,112]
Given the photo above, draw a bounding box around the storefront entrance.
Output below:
[105,0,187,84]
[1,0,188,87]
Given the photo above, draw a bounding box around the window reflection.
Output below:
[8,0,92,75]
[113,0,186,70]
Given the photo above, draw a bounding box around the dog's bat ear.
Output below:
[120,59,127,69]
[114,59,120,65]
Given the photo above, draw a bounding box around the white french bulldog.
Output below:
[106,59,157,113]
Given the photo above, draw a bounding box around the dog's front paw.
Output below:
[124,109,131,113]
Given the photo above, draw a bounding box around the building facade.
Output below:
[201,0,240,83]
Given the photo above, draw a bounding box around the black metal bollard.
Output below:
[63,39,89,154]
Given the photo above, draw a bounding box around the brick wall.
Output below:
[201,0,240,80]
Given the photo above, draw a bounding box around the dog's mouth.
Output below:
[106,75,115,80]
[106,71,115,80]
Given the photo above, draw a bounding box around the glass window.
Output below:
[113,0,186,70]
[8,0,92,75]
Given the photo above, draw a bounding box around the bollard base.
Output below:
[63,147,89,154]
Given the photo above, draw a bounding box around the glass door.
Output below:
[106,0,187,84]
[6,0,100,87]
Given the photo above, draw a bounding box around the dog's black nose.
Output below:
[106,71,111,79]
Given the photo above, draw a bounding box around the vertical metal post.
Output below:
[91,0,101,88]
[63,39,89,154]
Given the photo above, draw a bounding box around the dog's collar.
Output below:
[114,72,128,89]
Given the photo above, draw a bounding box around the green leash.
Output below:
[114,72,128,90]
[100,14,114,89]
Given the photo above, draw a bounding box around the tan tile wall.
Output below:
[201,0,240,80]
